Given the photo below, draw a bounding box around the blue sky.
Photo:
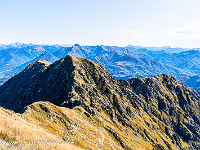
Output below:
[0,0,200,47]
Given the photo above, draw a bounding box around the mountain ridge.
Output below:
[0,55,200,149]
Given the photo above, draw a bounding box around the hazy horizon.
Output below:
[0,42,199,49]
[1,0,200,48]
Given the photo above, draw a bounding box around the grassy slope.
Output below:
[0,105,82,150]
[0,101,154,150]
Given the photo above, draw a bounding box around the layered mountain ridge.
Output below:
[0,44,200,91]
[0,55,200,149]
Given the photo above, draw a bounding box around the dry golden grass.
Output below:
[0,106,82,150]
[0,100,188,150]
[21,101,152,149]
[37,60,52,66]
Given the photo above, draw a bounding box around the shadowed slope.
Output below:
[0,55,200,149]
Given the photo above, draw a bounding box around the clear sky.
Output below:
[1,0,200,48]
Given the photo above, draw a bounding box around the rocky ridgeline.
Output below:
[0,55,200,149]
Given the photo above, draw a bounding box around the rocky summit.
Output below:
[0,55,200,150]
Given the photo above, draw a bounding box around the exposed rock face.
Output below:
[0,55,200,149]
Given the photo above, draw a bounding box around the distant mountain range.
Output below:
[0,43,199,91]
